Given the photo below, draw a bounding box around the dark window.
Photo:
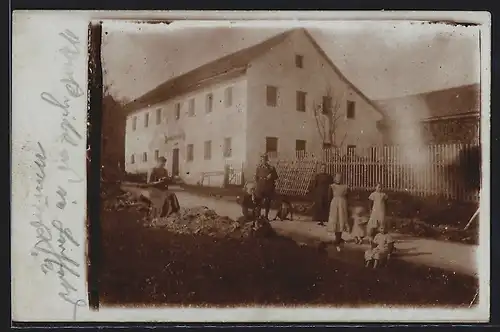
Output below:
[188,99,195,117]
[156,108,162,124]
[143,152,148,162]
[322,96,332,114]
[347,145,356,156]
[223,137,232,157]
[154,149,159,161]
[175,103,181,120]
[224,87,233,107]
[204,140,212,160]
[265,137,278,154]
[187,144,194,161]
[206,93,214,113]
[347,100,356,119]
[266,85,278,107]
[296,91,306,112]
[144,112,149,128]
[130,154,135,164]
[296,139,306,152]
[322,142,332,149]
[295,54,304,68]
[132,116,137,131]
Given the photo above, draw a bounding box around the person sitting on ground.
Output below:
[364,225,395,269]
[239,182,261,225]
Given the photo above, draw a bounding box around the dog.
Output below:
[273,198,294,221]
[142,187,180,219]
[160,192,181,217]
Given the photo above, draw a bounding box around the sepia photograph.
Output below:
[97,19,484,311]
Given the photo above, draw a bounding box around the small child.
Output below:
[366,183,389,242]
[364,225,395,268]
[351,206,369,244]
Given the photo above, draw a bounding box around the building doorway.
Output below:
[172,148,180,177]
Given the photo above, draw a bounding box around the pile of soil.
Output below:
[146,206,277,239]
[102,190,150,213]
[101,188,276,239]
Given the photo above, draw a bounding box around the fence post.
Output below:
[268,143,478,204]
[223,164,230,188]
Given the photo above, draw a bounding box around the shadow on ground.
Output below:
[98,206,478,308]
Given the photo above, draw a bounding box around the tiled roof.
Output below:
[123,29,293,113]
[375,83,480,122]
[123,28,383,116]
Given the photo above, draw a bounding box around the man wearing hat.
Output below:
[254,153,279,220]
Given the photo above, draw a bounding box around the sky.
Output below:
[101,21,480,102]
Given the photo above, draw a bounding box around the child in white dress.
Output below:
[364,225,395,268]
[366,183,388,242]
[351,206,369,244]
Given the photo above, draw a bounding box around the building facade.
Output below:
[124,28,384,187]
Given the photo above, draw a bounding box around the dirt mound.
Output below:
[102,190,150,213]
[146,206,277,239]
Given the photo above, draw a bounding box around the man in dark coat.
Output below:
[254,153,279,220]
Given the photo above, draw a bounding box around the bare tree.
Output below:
[312,88,348,151]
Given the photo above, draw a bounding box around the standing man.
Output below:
[255,153,279,220]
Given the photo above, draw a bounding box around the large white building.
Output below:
[123,28,385,187]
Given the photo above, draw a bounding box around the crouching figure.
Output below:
[238,182,261,225]
[364,225,395,268]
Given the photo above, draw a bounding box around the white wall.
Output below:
[245,29,384,174]
[125,104,169,174]
[125,75,248,187]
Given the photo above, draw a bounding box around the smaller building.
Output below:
[376,84,480,145]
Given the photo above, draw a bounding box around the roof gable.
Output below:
[299,29,385,117]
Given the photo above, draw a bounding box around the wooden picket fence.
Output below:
[269,143,480,202]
